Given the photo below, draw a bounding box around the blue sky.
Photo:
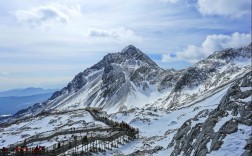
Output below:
[0,0,251,91]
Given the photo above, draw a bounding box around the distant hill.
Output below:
[0,88,57,115]
[0,93,54,115]
[0,87,57,97]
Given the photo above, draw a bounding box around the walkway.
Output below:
[2,107,139,156]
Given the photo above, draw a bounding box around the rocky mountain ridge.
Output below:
[156,43,251,109]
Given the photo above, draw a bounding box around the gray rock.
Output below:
[168,71,252,156]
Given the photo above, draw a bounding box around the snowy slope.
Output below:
[0,109,106,148]
[0,77,230,153]
[89,78,234,155]
[92,71,251,155]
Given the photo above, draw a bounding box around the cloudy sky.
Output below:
[0,0,251,91]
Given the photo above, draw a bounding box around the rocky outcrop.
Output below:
[168,71,252,156]
[126,146,163,156]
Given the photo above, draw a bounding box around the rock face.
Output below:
[168,71,252,156]
[1,43,251,124]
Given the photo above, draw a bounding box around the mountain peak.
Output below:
[121,45,145,57]
[119,45,160,69]
[121,45,137,53]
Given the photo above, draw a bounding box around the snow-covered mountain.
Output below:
[42,45,164,112]
[8,45,167,118]
[1,43,251,122]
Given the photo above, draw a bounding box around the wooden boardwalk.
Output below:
[7,127,121,149]
[2,107,139,156]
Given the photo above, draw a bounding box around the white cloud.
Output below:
[197,0,251,18]
[162,53,175,62]
[15,3,81,28]
[162,32,251,63]
[88,27,143,43]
